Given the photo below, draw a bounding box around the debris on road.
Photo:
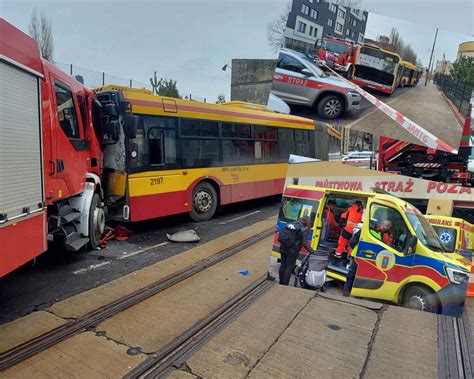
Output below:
[166,230,200,243]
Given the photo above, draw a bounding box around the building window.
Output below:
[335,22,343,32]
[352,18,357,26]
[310,8,318,19]
[346,28,350,36]
[358,34,364,43]
[313,27,318,37]
[337,8,346,18]
[309,26,313,35]
[301,4,309,15]
[329,3,337,12]
[354,9,360,15]
[297,21,306,33]
[308,0,313,3]
[327,18,334,27]
[362,14,366,21]
[351,31,356,38]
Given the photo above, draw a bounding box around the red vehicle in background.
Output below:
[0,19,127,277]
[378,103,473,184]
[315,36,358,79]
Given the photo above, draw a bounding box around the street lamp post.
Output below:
[425,27,438,86]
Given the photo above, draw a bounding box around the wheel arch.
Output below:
[397,281,441,311]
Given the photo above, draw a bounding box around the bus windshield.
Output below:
[359,47,399,75]
[405,212,447,252]
[322,40,349,55]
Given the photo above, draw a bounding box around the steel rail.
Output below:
[0,228,274,371]
[124,276,273,379]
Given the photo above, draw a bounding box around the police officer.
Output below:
[335,200,363,258]
[279,216,314,286]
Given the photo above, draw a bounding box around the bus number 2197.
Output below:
[150,177,164,185]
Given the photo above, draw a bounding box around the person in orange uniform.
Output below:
[375,219,394,246]
[322,200,339,241]
[335,200,363,258]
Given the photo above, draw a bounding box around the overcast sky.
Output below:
[1,0,473,100]
[1,0,288,101]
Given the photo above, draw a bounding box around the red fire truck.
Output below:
[315,36,358,79]
[0,19,132,278]
[378,102,473,184]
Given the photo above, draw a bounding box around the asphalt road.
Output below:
[0,196,281,325]
[289,86,411,128]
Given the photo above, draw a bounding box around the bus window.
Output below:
[132,115,178,169]
[148,128,164,165]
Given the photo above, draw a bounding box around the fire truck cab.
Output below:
[0,19,115,277]
[315,36,358,78]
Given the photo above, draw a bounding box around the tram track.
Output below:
[438,310,473,379]
[125,276,273,379]
[0,227,274,371]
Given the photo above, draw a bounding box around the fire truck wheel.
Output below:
[317,95,344,119]
[402,285,438,313]
[89,193,105,249]
[190,182,218,222]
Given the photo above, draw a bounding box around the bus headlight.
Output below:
[446,266,469,284]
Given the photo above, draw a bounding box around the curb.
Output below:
[439,90,465,127]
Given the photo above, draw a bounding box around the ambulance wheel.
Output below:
[317,95,344,119]
[402,286,438,313]
[89,193,105,249]
[190,182,218,222]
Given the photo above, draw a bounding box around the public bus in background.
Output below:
[351,44,402,95]
[398,61,422,87]
[95,85,316,222]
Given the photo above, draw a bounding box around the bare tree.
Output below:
[328,0,362,8]
[401,44,417,65]
[266,3,291,53]
[389,27,404,56]
[28,7,54,62]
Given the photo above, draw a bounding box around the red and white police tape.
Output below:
[319,61,459,154]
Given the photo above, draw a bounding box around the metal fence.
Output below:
[55,62,150,90]
[434,75,473,117]
[54,62,209,102]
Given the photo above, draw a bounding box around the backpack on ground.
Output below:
[278,222,303,251]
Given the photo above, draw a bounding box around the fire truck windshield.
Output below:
[323,40,349,55]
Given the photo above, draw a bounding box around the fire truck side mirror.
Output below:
[104,103,119,117]
[315,39,322,48]
[123,114,138,139]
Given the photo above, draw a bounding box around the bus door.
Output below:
[351,200,415,302]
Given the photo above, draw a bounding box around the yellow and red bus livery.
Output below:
[96,85,315,222]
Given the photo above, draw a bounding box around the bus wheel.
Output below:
[317,95,344,119]
[402,286,438,313]
[89,193,105,249]
[190,182,218,222]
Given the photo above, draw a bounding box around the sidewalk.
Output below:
[177,287,439,378]
[346,82,463,149]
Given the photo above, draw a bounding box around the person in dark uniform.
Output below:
[278,216,314,286]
